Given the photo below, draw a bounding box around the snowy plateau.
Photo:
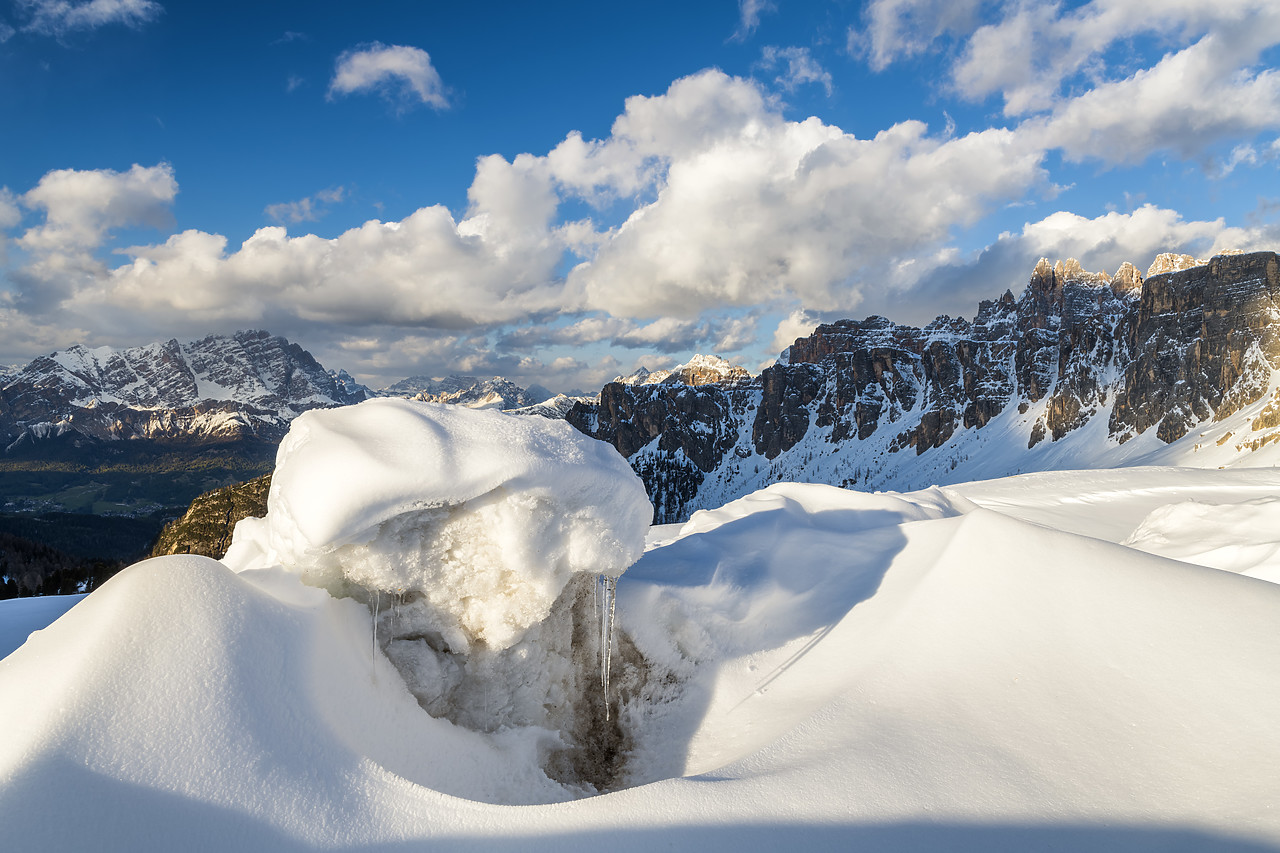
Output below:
[2,398,1280,852]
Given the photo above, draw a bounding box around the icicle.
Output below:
[599,574,618,720]
[371,588,381,670]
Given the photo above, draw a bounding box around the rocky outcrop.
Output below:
[149,473,272,560]
[664,354,752,386]
[570,251,1280,523]
[567,359,755,522]
[751,256,1138,459]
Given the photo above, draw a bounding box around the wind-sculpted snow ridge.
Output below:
[570,250,1280,523]
[4,440,1280,848]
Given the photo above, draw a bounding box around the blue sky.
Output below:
[2,0,1279,392]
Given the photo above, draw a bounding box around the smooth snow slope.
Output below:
[3,470,1280,851]
[0,593,84,659]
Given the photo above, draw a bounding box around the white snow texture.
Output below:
[224,398,652,651]
[3,402,1280,851]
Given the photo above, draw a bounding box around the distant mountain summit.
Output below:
[378,375,547,410]
[613,354,751,388]
[0,330,370,449]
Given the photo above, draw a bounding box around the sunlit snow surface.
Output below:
[3,423,1280,850]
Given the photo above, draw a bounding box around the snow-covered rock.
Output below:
[664,354,752,386]
[225,398,652,652]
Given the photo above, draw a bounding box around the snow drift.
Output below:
[2,401,1280,850]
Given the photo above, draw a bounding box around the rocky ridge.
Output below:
[568,251,1280,522]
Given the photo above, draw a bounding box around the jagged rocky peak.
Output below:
[568,249,1280,524]
[613,355,751,388]
[1145,249,1246,279]
[329,369,373,401]
[1147,252,1205,278]
[1111,261,1143,296]
[665,354,753,386]
[614,366,673,386]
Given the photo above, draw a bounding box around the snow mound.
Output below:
[225,398,651,651]
[1123,496,1280,582]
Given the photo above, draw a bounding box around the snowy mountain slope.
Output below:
[3,455,1280,850]
[570,250,1280,522]
[0,330,369,447]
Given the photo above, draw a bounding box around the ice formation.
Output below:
[225,398,652,652]
[222,398,654,790]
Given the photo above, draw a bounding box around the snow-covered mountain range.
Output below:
[568,250,1280,522]
[0,330,371,449]
[0,336,563,453]
[6,249,1280,528]
[613,354,752,388]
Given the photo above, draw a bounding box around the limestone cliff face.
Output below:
[1111,251,1280,443]
[570,251,1280,523]
[752,255,1138,460]
[566,380,747,521]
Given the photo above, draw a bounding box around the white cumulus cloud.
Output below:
[18,162,176,253]
[555,71,1046,319]
[329,42,448,109]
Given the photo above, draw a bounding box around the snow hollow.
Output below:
[3,400,1280,852]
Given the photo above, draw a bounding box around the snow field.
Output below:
[2,407,1280,849]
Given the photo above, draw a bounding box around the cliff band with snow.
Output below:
[569,251,1280,521]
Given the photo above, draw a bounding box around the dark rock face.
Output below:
[567,382,744,522]
[150,473,272,559]
[1111,252,1280,443]
[570,251,1280,522]
[0,330,369,449]
[569,381,742,471]
[751,258,1136,460]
